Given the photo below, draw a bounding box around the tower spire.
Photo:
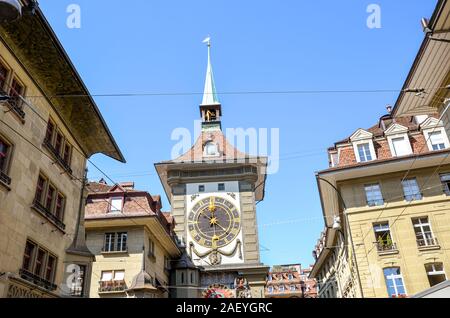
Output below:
[201,37,220,105]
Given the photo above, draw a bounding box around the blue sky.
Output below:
[40,0,436,267]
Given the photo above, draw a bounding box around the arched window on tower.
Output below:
[204,141,219,156]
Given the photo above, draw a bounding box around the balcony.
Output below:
[19,268,57,292]
[98,280,127,293]
[5,96,26,123]
[375,242,399,255]
[417,237,440,250]
[31,200,66,232]
[42,138,73,175]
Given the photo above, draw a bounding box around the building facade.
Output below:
[312,112,450,298]
[265,264,317,298]
[0,1,124,298]
[155,39,269,298]
[84,181,180,298]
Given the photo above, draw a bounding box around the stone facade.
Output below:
[0,3,123,298]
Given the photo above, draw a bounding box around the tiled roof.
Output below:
[328,114,442,169]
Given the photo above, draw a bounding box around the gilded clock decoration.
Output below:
[188,196,241,249]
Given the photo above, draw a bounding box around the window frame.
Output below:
[425,263,447,287]
[388,134,412,157]
[423,127,450,152]
[401,178,422,201]
[21,239,58,284]
[33,173,66,223]
[0,134,13,184]
[412,217,436,247]
[383,267,407,297]
[0,58,11,92]
[109,196,124,213]
[364,183,384,206]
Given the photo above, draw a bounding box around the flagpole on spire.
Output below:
[201,36,219,105]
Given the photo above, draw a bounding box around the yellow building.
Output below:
[0,1,124,298]
[312,112,450,298]
[84,181,181,298]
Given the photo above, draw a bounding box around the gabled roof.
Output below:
[384,123,409,136]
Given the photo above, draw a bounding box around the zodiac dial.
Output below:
[188,196,241,249]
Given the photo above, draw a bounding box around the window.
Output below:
[164,256,171,271]
[0,137,12,183]
[440,173,450,195]
[267,286,273,294]
[218,183,225,191]
[383,268,406,297]
[114,270,125,281]
[9,78,24,110]
[288,273,293,280]
[391,137,411,157]
[198,185,205,192]
[373,222,395,251]
[148,239,155,258]
[33,174,66,225]
[45,255,56,282]
[117,232,128,251]
[357,143,372,162]
[412,217,436,247]
[69,264,86,297]
[42,120,73,173]
[425,263,446,287]
[279,285,285,292]
[190,272,194,284]
[101,271,113,282]
[204,141,218,156]
[104,233,115,252]
[34,175,46,204]
[429,131,446,150]
[103,232,129,253]
[22,241,36,272]
[44,121,55,144]
[21,239,57,285]
[109,197,123,213]
[267,275,272,282]
[0,61,9,90]
[364,183,384,206]
[290,285,296,291]
[402,179,422,201]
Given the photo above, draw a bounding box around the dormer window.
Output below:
[385,123,412,157]
[420,117,450,152]
[429,131,446,150]
[390,136,411,157]
[350,129,377,163]
[357,143,372,162]
[109,197,123,213]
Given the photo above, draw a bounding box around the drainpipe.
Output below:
[317,176,364,298]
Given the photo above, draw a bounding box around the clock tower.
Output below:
[155,39,269,298]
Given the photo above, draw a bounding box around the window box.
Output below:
[98,280,127,293]
[31,199,66,232]
[19,268,57,292]
[375,242,399,255]
[417,237,440,251]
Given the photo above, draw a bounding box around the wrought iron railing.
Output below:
[19,268,57,291]
[375,242,397,253]
[42,138,72,175]
[98,280,127,293]
[32,199,66,230]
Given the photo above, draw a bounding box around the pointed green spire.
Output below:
[201,37,220,105]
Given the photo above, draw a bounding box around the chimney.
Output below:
[120,182,135,190]
[386,105,392,114]
[98,178,107,185]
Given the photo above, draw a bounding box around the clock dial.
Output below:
[188,196,241,248]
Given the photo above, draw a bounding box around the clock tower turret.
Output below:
[155,38,269,298]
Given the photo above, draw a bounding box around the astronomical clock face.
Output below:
[188,196,241,249]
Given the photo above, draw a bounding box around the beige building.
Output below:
[84,181,181,298]
[0,1,124,298]
[312,112,450,298]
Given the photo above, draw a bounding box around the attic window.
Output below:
[357,143,372,162]
[204,141,219,156]
[350,129,376,163]
[109,197,123,213]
